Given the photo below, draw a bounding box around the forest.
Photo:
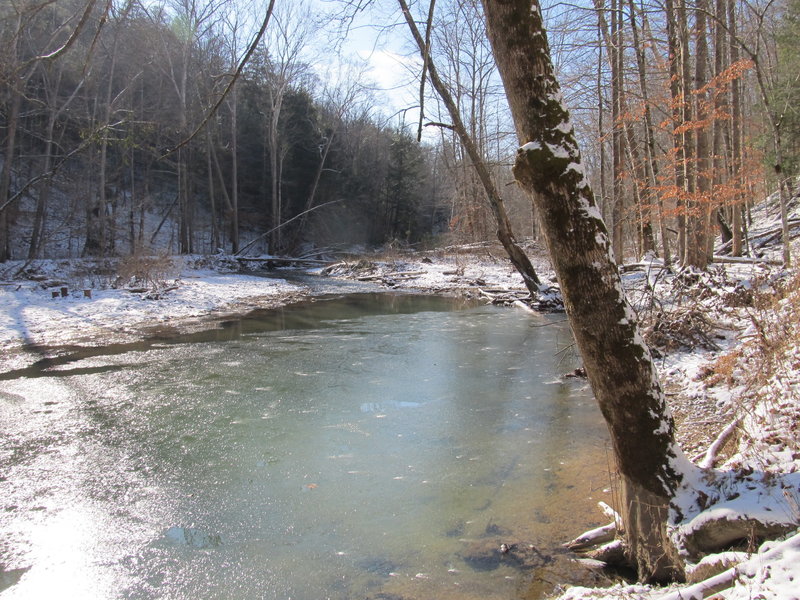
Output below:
[1,0,796,267]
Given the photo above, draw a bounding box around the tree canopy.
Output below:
[0,0,795,265]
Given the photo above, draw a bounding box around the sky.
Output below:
[310,0,427,132]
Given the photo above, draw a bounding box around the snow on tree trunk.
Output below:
[480,0,689,582]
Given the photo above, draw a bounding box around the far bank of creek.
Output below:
[0,277,615,599]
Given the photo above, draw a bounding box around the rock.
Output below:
[459,539,552,572]
[162,526,222,549]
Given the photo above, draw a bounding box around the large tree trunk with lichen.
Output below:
[480,0,687,583]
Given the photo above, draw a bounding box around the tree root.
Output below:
[565,494,798,580]
[655,529,800,600]
[678,513,797,557]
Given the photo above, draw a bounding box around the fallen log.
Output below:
[237,256,332,266]
[716,218,800,256]
[512,300,538,314]
[711,255,783,266]
[619,262,668,274]
[587,539,630,568]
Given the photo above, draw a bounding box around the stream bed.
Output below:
[0,292,613,599]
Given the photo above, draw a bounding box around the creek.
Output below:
[0,291,612,599]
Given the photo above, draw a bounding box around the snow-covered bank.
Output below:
[0,249,538,371]
[0,256,307,370]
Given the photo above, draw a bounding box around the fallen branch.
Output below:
[599,501,622,524]
[235,199,343,257]
[478,288,497,301]
[479,288,532,307]
[392,270,426,277]
[698,417,740,469]
[565,522,617,551]
[236,257,331,266]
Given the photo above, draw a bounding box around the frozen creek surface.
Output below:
[0,292,612,600]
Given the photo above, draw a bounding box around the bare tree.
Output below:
[288,60,369,250]
[0,0,105,261]
[397,0,543,295]
[684,0,712,268]
[28,54,85,257]
[728,0,744,257]
[257,0,317,254]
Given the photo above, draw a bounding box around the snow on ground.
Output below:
[0,256,306,371]
[319,240,553,293]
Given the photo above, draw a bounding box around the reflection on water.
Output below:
[0,293,612,599]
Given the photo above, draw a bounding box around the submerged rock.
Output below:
[356,556,399,577]
[461,538,617,597]
[459,539,552,571]
[162,526,222,549]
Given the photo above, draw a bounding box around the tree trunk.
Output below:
[594,0,655,259]
[712,0,729,255]
[596,24,608,222]
[93,45,121,257]
[230,85,239,254]
[267,88,283,254]
[30,107,57,259]
[676,0,694,262]
[290,129,335,251]
[0,72,23,262]
[628,0,670,263]
[84,96,106,257]
[685,0,711,268]
[480,0,687,582]
[206,129,219,252]
[610,0,625,262]
[727,0,743,257]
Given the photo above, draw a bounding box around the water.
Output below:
[0,293,612,599]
